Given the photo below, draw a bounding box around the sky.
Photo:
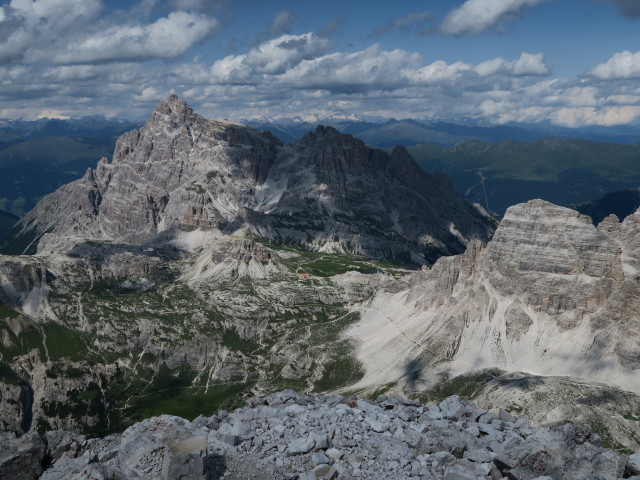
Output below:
[1,0,640,127]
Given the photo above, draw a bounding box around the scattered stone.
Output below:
[2,392,637,480]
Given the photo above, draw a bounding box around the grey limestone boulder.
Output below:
[0,432,45,480]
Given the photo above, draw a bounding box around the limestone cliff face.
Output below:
[4,96,494,265]
[9,95,280,253]
[351,199,640,393]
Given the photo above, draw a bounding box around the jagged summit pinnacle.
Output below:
[149,94,197,127]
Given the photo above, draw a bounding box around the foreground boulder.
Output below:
[0,432,45,480]
[0,391,637,479]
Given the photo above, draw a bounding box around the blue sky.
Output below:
[1,0,640,126]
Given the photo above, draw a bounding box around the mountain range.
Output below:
[246,117,640,147]
[1,97,639,457]
[2,112,639,244]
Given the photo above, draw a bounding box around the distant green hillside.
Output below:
[0,210,18,241]
[0,136,114,216]
[572,188,640,224]
[405,137,640,215]
[0,136,111,168]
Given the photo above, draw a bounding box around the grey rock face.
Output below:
[9,392,636,480]
[354,199,640,395]
[5,96,493,265]
[116,415,206,479]
[0,432,45,480]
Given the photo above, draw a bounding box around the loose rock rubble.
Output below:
[1,390,639,479]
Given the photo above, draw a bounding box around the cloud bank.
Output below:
[0,1,638,129]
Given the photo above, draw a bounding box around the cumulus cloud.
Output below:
[603,0,640,18]
[206,34,551,94]
[370,11,433,37]
[161,37,564,125]
[0,20,637,129]
[0,0,219,64]
[474,52,549,76]
[0,0,103,62]
[589,50,640,80]
[440,0,549,35]
[211,33,332,80]
[54,12,219,64]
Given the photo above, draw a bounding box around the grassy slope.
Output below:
[408,138,640,182]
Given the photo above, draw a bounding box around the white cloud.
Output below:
[206,34,550,95]
[590,50,640,80]
[280,45,422,91]
[0,1,219,64]
[474,52,549,77]
[0,0,103,62]
[53,12,219,64]
[440,0,549,35]
[210,33,332,81]
[512,52,549,75]
[0,24,638,129]
[552,106,640,127]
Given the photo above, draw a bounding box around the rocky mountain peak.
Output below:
[146,94,199,129]
[2,98,494,263]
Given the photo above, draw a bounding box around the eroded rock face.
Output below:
[351,199,640,394]
[1,392,633,480]
[4,96,494,265]
[9,95,280,253]
[0,257,55,317]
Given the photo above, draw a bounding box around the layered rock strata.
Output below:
[350,199,640,394]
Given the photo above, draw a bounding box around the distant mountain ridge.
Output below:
[0,116,140,140]
[408,137,640,215]
[2,113,639,221]
[572,187,640,225]
[246,117,640,146]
